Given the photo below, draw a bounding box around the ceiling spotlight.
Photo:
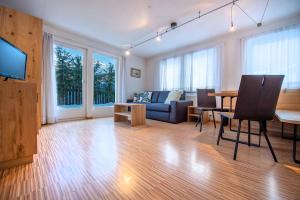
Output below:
[156,34,162,42]
[170,22,177,29]
[257,22,262,27]
[125,50,130,56]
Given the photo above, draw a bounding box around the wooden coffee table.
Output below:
[114,103,146,127]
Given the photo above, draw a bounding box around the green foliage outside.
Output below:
[54,45,115,106]
[55,46,83,106]
[93,60,115,105]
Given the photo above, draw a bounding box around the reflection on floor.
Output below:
[0,118,299,199]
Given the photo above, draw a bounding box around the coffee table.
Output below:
[114,103,146,127]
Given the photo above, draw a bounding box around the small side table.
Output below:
[114,103,146,127]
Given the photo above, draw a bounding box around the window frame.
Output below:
[53,39,88,120]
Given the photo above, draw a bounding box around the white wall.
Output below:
[125,55,146,99]
[145,15,300,94]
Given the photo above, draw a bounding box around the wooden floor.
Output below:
[0,118,300,200]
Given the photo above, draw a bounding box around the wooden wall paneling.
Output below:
[0,82,37,169]
[0,6,42,129]
[277,90,300,110]
[222,90,300,135]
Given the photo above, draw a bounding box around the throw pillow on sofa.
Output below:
[164,90,183,104]
[133,91,152,103]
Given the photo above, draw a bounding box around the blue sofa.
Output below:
[128,91,193,124]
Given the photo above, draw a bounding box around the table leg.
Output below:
[221,96,228,126]
[281,122,300,140]
[293,124,300,164]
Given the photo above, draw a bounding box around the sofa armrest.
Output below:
[127,99,133,103]
[169,100,193,123]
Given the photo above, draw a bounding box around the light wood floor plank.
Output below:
[0,118,299,199]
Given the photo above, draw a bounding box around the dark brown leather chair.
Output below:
[195,89,222,132]
[217,75,284,161]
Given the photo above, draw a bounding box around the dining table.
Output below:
[207,91,238,112]
[276,110,300,164]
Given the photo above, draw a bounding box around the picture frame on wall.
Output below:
[130,68,141,78]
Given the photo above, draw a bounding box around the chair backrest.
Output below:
[234,75,284,121]
[197,89,216,108]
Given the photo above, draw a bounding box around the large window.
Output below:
[159,47,221,91]
[54,44,83,108]
[243,25,300,89]
[93,53,117,106]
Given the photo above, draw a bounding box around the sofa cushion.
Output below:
[157,91,170,103]
[151,91,160,103]
[146,111,170,122]
[133,91,152,103]
[165,90,183,104]
[146,103,170,112]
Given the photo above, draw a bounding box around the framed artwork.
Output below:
[130,68,141,78]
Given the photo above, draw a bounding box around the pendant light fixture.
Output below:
[230,1,236,32]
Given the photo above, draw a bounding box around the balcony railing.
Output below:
[57,87,114,106]
[94,87,115,105]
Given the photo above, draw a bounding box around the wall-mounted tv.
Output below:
[0,37,27,80]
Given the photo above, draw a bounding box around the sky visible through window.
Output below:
[93,53,117,67]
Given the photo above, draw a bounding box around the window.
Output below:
[159,56,181,90]
[93,52,117,106]
[54,44,84,108]
[243,25,300,89]
[159,47,221,91]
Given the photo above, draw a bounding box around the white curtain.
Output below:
[42,32,57,124]
[116,56,126,103]
[159,47,221,91]
[183,47,221,91]
[242,24,300,89]
[159,56,182,90]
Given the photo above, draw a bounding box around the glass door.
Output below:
[53,42,86,120]
[90,52,118,117]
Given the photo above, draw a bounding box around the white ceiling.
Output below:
[1,0,300,58]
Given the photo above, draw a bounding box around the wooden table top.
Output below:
[276,110,300,125]
[114,103,145,107]
[208,91,238,97]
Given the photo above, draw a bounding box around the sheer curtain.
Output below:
[242,24,300,89]
[42,32,57,124]
[159,56,182,90]
[183,47,221,91]
[116,56,126,103]
[159,47,221,91]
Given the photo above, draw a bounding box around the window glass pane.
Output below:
[54,44,83,108]
[93,53,117,106]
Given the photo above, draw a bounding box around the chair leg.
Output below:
[258,122,262,147]
[200,112,204,132]
[248,120,251,146]
[233,120,242,160]
[217,117,224,145]
[195,115,201,127]
[281,122,284,138]
[260,121,278,162]
[212,111,216,128]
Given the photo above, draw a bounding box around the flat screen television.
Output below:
[0,37,27,80]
